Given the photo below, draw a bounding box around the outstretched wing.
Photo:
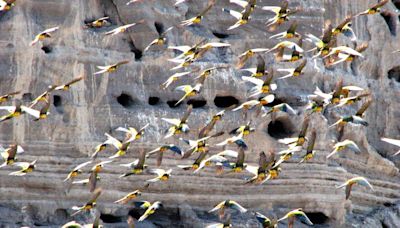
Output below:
[335,16,352,31]
[229,200,247,213]
[88,171,98,193]
[162,118,181,126]
[236,147,245,166]
[65,76,84,87]
[306,130,317,154]
[381,137,400,147]
[181,104,193,122]
[295,59,307,72]
[73,160,93,171]
[116,60,130,67]
[258,151,267,172]
[199,1,215,16]
[298,116,310,138]
[296,211,313,225]
[88,188,102,204]
[373,0,389,9]
[256,55,266,74]
[42,26,59,34]
[136,149,146,169]
[355,99,372,117]
[242,76,264,86]
[287,20,298,34]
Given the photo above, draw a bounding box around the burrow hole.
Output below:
[117,93,134,108]
[214,96,239,108]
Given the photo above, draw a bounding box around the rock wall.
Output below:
[0,0,399,227]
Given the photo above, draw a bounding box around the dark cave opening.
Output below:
[53,95,62,107]
[41,46,52,54]
[187,99,207,108]
[117,93,134,108]
[214,96,239,108]
[100,213,123,223]
[54,208,68,221]
[380,10,397,36]
[388,66,400,82]
[212,31,230,39]
[306,212,329,225]
[167,100,182,108]
[128,209,142,220]
[267,119,294,139]
[22,93,33,102]
[383,202,395,207]
[148,96,160,105]
[129,41,143,60]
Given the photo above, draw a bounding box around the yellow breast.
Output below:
[114,151,125,157]
[193,17,202,24]
[332,98,340,104]
[133,169,143,174]
[297,137,305,145]
[127,194,138,199]
[240,19,248,25]
[332,29,341,35]
[71,171,79,177]
[161,175,169,181]
[257,173,266,180]
[255,72,264,77]
[269,170,278,179]
[38,34,47,40]
[157,39,165,45]
[277,17,285,24]
[93,21,103,27]
[291,56,299,62]
[261,86,270,93]
[84,204,93,210]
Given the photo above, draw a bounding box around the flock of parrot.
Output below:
[0,0,399,227]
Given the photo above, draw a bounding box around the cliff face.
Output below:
[0,0,399,227]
